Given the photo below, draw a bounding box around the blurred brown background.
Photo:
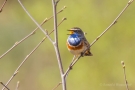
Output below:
[0,0,135,90]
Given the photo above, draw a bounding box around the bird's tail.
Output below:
[84,50,93,56]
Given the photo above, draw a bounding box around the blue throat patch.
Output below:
[68,34,81,46]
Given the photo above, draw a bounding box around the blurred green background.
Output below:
[0,0,135,90]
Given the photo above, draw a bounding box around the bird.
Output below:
[67,27,93,60]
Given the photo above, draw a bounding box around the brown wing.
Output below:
[83,37,93,56]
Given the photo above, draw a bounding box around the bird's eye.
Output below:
[76,30,80,33]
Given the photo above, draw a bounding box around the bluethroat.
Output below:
[67,27,93,59]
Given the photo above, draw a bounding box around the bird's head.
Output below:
[67,27,84,35]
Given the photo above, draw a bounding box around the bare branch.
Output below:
[128,0,134,4]
[2,37,44,90]
[18,0,54,43]
[52,82,62,90]
[90,0,134,47]
[64,55,76,77]
[121,61,129,90]
[2,18,66,90]
[0,6,66,60]
[52,0,66,90]
[0,0,7,13]
[64,0,134,77]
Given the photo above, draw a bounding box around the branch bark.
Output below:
[64,0,134,78]
[52,0,66,90]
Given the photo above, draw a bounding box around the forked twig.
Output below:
[0,6,66,60]
[52,0,66,90]
[18,0,54,43]
[121,61,129,90]
[0,0,7,13]
[2,18,66,90]
[64,0,134,77]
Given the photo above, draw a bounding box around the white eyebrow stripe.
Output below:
[70,28,80,30]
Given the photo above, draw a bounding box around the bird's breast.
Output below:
[67,34,84,51]
[67,34,81,46]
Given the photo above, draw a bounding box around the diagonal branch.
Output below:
[0,6,66,60]
[90,0,134,47]
[1,18,66,90]
[18,0,54,43]
[52,82,62,90]
[0,0,7,13]
[64,0,134,77]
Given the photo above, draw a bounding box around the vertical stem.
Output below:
[52,0,66,90]
[121,61,129,90]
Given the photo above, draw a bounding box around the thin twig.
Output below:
[64,56,81,76]
[15,81,20,90]
[2,18,66,90]
[52,0,66,90]
[0,6,66,60]
[18,0,54,43]
[121,61,129,90]
[2,38,44,90]
[64,55,76,78]
[90,0,134,47]
[64,0,134,77]
[52,82,62,90]
[0,82,10,90]
[0,0,7,13]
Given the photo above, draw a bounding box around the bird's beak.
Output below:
[67,30,74,35]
